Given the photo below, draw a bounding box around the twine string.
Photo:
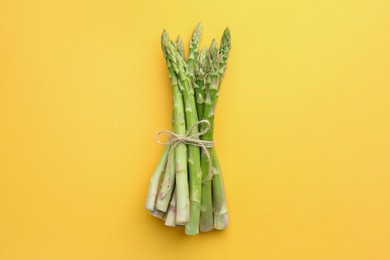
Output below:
[156,120,214,183]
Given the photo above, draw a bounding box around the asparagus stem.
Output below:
[185,25,204,236]
[183,77,203,235]
[211,28,231,229]
[163,35,203,235]
[165,188,177,227]
[199,40,220,232]
[145,146,170,211]
[161,31,190,224]
[199,29,231,230]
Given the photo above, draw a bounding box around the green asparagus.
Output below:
[161,31,190,224]
[162,36,203,235]
[145,23,231,235]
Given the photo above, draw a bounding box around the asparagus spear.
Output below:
[161,31,190,224]
[199,39,219,232]
[199,28,232,230]
[162,36,203,235]
[185,25,205,235]
[212,27,231,229]
[155,35,186,212]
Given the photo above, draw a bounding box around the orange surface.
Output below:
[1,0,390,259]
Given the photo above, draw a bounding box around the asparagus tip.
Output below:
[209,39,219,65]
[196,21,203,32]
[210,39,218,49]
[223,27,230,37]
[220,27,231,51]
[189,22,203,54]
[176,35,185,58]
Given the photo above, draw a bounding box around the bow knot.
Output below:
[156,120,215,183]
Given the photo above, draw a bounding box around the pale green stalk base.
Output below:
[199,180,213,232]
[214,212,228,230]
[211,148,228,230]
[185,201,201,235]
[150,209,165,219]
[145,146,170,211]
[165,188,177,227]
[175,187,187,225]
[175,143,190,223]
[156,150,175,212]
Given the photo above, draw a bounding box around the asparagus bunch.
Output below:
[145,23,232,235]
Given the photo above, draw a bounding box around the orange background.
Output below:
[1,0,390,259]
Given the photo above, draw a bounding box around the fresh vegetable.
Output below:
[145,23,231,235]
